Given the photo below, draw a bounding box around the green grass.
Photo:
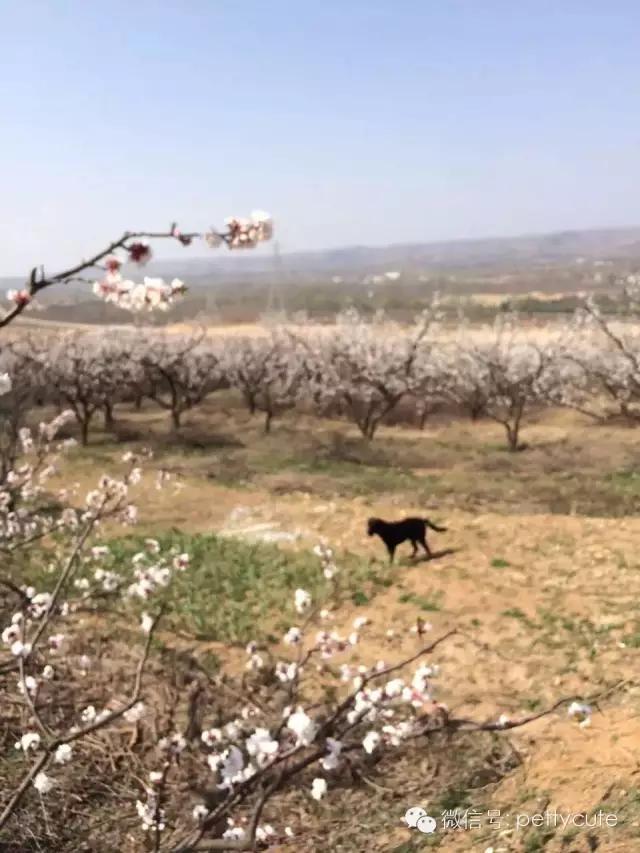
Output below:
[285,456,424,497]
[397,591,442,611]
[502,607,528,621]
[9,529,387,646]
[432,785,472,814]
[93,533,386,644]
[523,827,556,852]
[605,469,640,493]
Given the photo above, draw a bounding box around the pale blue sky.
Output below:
[2,1,640,274]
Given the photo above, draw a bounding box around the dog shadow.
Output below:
[411,547,459,563]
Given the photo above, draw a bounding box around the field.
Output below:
[9,380,640,852]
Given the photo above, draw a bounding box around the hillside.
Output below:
[3,225,640,326]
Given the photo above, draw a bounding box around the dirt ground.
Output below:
[45,400,640,852]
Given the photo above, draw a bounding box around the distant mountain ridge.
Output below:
[141,225,640,279]
[4,226,640,297]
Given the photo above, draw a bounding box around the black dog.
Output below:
[367,517,447,563]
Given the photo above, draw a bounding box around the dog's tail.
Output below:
[425,519,447,533]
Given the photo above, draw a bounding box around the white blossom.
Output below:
[17,675,37,695]
[283,626,302,645]
[320,737,343,771]
[124,702,146,723]
[256,824,275,842]
[15,732,41,752]
[54,743,73,764]
[81,705,97,723]
[362,730,381,754]
[48,634,65,651]
[2,624,20,645]
[311,777,327,800]
[144,538,161,554]
[567,701,592,728]
[0,372,12,395]
[286,707,318,746]
[33,772,54,794]
[294,588,311,614]
[158,732,187,754]
[218,746,247,789]
[192,803,208,821]
[201,728,223,747]
[245,728,279,766]
[275,661,298,683]
[140,612,154,634]
[10,640,31,658]
[173,552,189,570]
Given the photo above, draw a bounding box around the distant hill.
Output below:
[4,226,640,292]
[3,225,640,325]
[141,225,640,279]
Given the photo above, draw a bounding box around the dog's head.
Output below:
[367,517,381,536]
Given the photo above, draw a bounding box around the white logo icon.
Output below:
[404,807,437,833]
[404,806,427,827]
[416,814,437,834]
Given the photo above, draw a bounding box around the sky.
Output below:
[2,1,640,274]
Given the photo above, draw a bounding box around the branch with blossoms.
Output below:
[0,611,161,829]
[0,445,149,675]
[160,621,596,853]
[2,212,273,327]
[0,453,191,834]
[0,404,144,561]
[112,547,598,853]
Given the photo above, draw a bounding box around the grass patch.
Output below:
[397,591,442,611]
[605,469,640,494]
[287,457,422,496]
[106,532,380,644]
[523,827,556,852]
[502,607,528,620]
[8,530,384,646]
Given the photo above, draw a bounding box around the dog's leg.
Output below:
[387,544,396,564]
[410,540,418,559]
[420,534,432,559]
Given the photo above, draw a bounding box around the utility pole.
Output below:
[266,240,286,317]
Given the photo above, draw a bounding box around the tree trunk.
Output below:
[171,409,181,431]
[246,394,257,416]
[80,418,90,446]
[470,403,483,422]
[505,415,523,451]
[264,410,273,434]
[103,402,115,430]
